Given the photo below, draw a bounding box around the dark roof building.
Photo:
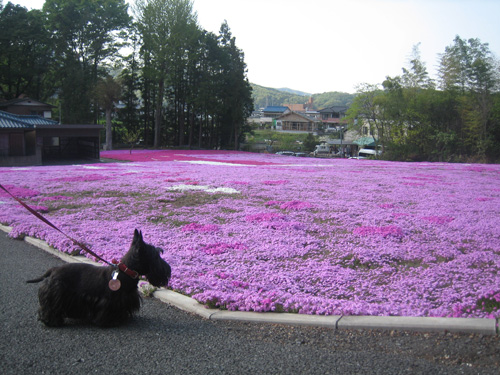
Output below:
[0,97,55,118]
[262,106,290,119]
[0,110,58,128]
[0,109,102,166]
[276,111,321,133]
[318,106,349,124]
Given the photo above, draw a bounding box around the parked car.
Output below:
[350,148,381,159]
[313,144,330,156]
[276,151,295,156]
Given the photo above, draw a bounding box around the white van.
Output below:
[313,144,330,156]
[353,148,381,159]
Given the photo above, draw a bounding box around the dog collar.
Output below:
[112,260,139,279]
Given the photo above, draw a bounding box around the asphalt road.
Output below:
[1,232,498,375]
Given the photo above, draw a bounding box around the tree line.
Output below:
[346,39,500,163]
[0,0,253,150]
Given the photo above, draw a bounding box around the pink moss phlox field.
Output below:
[353,225,405,238]
[265,200,314,210]
[0,184,40,198]
[182,223,220,233]
[1,150,500,318]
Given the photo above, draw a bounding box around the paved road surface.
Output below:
[1,232,498,374]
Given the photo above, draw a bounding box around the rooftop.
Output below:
[0,110,58,129]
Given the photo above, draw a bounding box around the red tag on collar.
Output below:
[112,260,139,279]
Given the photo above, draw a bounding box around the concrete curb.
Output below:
[336,315,495,335]
[2,224,498,335]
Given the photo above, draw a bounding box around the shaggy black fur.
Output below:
[27,229,171,327]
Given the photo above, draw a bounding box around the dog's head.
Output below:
[123,229,171,287]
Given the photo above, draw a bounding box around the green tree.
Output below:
[135,0,198,147]
[216,21,253,150]
[379,46,436,159]
[0,3,53,100]
[95,75,121,150]
[118,29,142,139]
[401,43,435,90]
[194,30,222,148]
[438,36,500,157]
[439,36,498,93]
[346,83,390,151]
[43,0,130,123]
[122,128,141,154]
[164,11,201,147]
[303,133,317,152]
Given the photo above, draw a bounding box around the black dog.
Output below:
[27,229,171,327]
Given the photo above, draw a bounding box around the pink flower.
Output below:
[262,180,289,185]
[421,216,454,224]
[245,213,287,222]
[0,185,40,198]
[353,225,404,238]
[181,223,220,232]
[378,203,394,209]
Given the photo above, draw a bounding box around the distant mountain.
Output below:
[251,84,307,110]
[276,87,311,96]
[251,83,355,111]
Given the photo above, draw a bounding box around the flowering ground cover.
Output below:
[1,150,499,318]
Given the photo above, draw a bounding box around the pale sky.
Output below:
[7,0,500,94]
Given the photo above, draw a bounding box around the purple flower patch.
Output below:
[38,196,73,202]
[421,216,454,225]
[245,212,287,222]
[1,150,499,319]
[265,200,313,210]
[262,180,289,185]
[48,174,111,182]
[353,225,404,238]
[181,223,220,233]
[378,203,394,209]
[0,185,40,198]
[200,242,247,255]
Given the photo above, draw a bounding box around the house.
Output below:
[0,111,48,165]
[0,97,55,119]
[318,105,348,132]
[285,103,304,112]
[262,106,290,119]
[0,110,102,166]
[276,111,321,133]
[283,96,317,114]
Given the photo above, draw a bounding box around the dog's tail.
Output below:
[26,269,53,284]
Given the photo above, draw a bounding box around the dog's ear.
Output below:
[133,229,143,244]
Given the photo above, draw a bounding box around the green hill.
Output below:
[251,83,356,111]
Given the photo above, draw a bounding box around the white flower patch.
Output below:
[167,184,240,194]
[80,165,106,169]
[177,160,247,166]
[207,187,240,194]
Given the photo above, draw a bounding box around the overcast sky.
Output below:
[7,0,500,94]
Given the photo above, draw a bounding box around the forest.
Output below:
[346,41,500,163]
[0,0,253,150]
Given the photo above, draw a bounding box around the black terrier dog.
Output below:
[27,229,171,327]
